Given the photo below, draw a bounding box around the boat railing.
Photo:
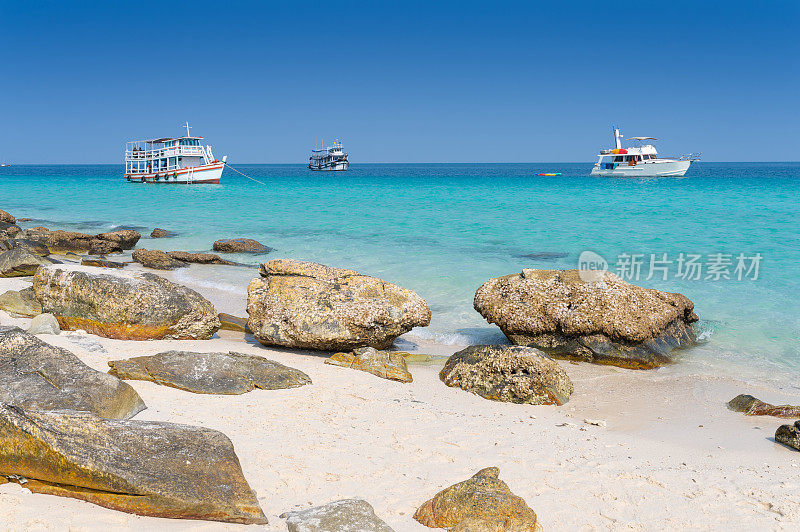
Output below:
[125,146,207,160]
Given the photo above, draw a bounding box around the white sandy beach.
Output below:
[1,267,799,531]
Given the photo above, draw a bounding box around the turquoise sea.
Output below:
[1,163,798,387]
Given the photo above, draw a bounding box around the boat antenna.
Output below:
[183,121,192,137]
[613,125,622,150]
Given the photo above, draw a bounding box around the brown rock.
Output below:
[0,287,43,317]
[16,218,32,222]
[108,350,311,394]
[87,238,122,256]
[33,264,220,340]
[167,251,234,265]
[474,269,698,369]
[247,259,431,351]
[219,313,251,332]
[81,258,126,268]
[132,249,187,270]
[0,209,16,223]
[414,467,539,531]
[326,347,413,383]
[440,345,573,405]
[95,229,141,250]
[727,394,800,418]
[150,228,175,238]
[0,326,145,419]
[213,238,271,253]
[0,404,267,524]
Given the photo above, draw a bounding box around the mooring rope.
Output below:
[223,162,268,186]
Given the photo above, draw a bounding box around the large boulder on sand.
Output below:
[414,467,540,531]
[0,247,54,277]
[282,499,394,532]
[326,347,413,383]
[247,259,431,351]
[474,269,698,369]
[0,404,267,524]
[17,228,138,255]
[213,238,271,253]
[440,345,573,405]
[108,350,311,394]
[0,326,144,419]
[32,264,220,340]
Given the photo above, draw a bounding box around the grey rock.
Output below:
[108,350,311,394]
[282,499,394,532]
[775,420,800,451]
[0,238,50,256]
[0,247,53,277]
[166,251,235,265]
[474,269,698,369]
[0,326,144,419]
[440,345,573,405]
[0,404,267,524]
[27,313,61,335]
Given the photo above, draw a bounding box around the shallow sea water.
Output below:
[1,163,798,387]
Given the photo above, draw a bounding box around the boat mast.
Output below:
[184,121,192,137]
[613,125,622,149]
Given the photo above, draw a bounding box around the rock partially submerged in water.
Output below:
[414,467,540,531]
[326,347,413,383]
[0,326,144,418]
[0,247,54,277]
[440,345,573,405]
[213,238,271,253]
[247,259,431,351]
[132,248,187,270]
[282,499,394,532]
[474,269,698,369]
[150,227,175,238]
[108,350,311,394]
[0,404,267,524]
[0,287,42,317]
[32,264,220,340]
[167,250,235,265]
[776,420,800,451]
[96,229,141,250]
[728,394,800,418]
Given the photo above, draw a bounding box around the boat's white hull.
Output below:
[308,161,349,171]
[591,160,691,177]
[125,163,224,184]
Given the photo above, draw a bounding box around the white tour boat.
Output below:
[125,123,226,184]
[308,139,349,171]
[591,126,699,177]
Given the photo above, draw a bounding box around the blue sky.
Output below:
[1,0,797,163]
